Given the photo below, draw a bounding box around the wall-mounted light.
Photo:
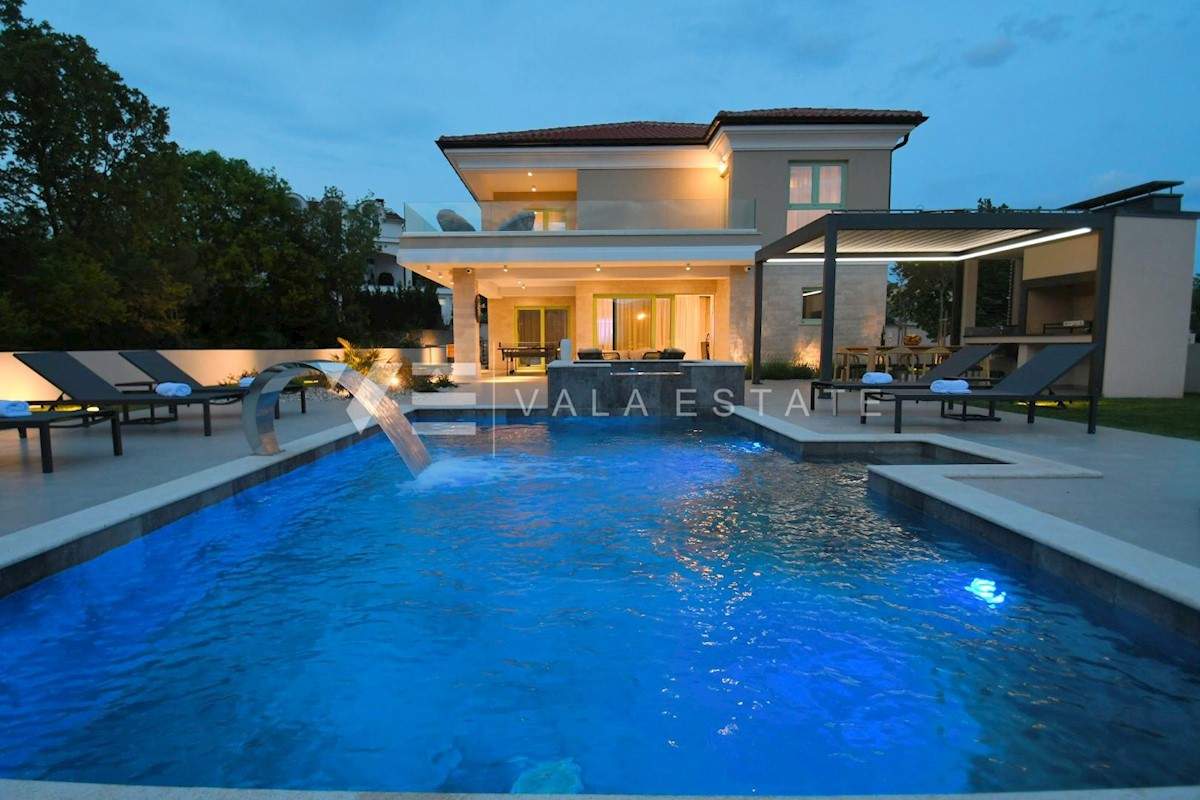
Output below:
[717,157,729,179]
[802,289,822,297]
[527,171,533,177]
[502,265,509,272]
[531,185,537,192]
[595,265,601,272]
[685,262,692,271]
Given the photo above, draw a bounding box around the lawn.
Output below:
[979,394,1200,441]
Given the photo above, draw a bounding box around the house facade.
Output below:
[392,108,927,375]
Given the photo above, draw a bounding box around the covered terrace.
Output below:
[750,208,1116,393]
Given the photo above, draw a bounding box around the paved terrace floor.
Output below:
[2,374,1198,569]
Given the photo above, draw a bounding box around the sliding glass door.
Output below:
[595,294,713,358]
[515,307,569,370]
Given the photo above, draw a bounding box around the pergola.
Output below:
[750,209,1116,392]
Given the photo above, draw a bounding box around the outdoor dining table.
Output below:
[836,344,962,380]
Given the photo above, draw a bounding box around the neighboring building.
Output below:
[368,199,454,326]
[393,107,927,375]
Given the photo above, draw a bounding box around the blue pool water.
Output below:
[1,419,1198,794]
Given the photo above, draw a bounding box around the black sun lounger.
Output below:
[118,350,310,417]
[15,351,241,436]
[811,344,1000,414]
[0,409,122,473]
[118,350,245,400]
[860,343,1098,434]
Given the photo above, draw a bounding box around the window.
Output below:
[800,287,824,323]
[787,163,846,233]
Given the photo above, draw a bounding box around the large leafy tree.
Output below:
[286,187,380,345]
[887,198,1015,342]
[0,0,185,348]
[175,150,301,346]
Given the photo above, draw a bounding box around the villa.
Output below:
[383,108,1197,398]
[388,107,927,373]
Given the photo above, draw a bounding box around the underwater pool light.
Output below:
[967,577,1006,605]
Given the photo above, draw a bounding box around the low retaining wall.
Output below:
[1,346,448,401]
[547,360,745,416]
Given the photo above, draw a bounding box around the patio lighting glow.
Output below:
[766,227,1094,265]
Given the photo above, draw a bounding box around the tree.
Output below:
[175,150,301,346]
[0,0,185,348]
[887,262,955,342]
[284,188,380,345]
[886,198,1016,343]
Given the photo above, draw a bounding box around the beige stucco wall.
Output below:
[577,167,725,202]
[1102,216,1197,397]
[575,168,727,230]
[1023,233,1099,279]
[727,148,893,242]
[0,347,439,401]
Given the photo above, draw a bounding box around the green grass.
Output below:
[974,394,1200,441]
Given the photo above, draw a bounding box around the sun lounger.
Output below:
[118,350,309,416]
[860,343,1098,433]
[0,409,121,473]
[15,352,242,436]
[811,344,1000,415]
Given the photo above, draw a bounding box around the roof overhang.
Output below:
[756,210,1112,264]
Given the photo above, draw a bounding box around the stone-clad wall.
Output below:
[547,361,745,416]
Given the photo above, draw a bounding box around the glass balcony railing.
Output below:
[402,199,755,234]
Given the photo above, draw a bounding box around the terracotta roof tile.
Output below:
[438,121,709,148]
[713,107,928,126]
[438,107,926,149]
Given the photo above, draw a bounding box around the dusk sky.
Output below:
[23,0,1200,267]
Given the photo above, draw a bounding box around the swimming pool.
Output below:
[0,418,1197,795]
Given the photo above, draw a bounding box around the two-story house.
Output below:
[393,107,927,376]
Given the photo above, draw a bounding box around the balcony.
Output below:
[402,199,755,234]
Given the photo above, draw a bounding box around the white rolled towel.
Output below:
[861,371,894,385]
[238,376,255,388]
[0,400,32,417]
[155,382,192,397]
[931,379,971,394]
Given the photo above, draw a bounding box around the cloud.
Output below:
[1017,14,1069,43]
[963,36,1017,68]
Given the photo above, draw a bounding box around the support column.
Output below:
[1090,217,1114,397]
[752,260,764,384]
[451,268,480,378]
[818,220,839,381]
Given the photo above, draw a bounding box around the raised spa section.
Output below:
[547,359,745,416]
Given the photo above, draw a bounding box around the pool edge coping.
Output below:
[1,779,1198,800]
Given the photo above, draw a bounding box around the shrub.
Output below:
[745,357,818,380]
